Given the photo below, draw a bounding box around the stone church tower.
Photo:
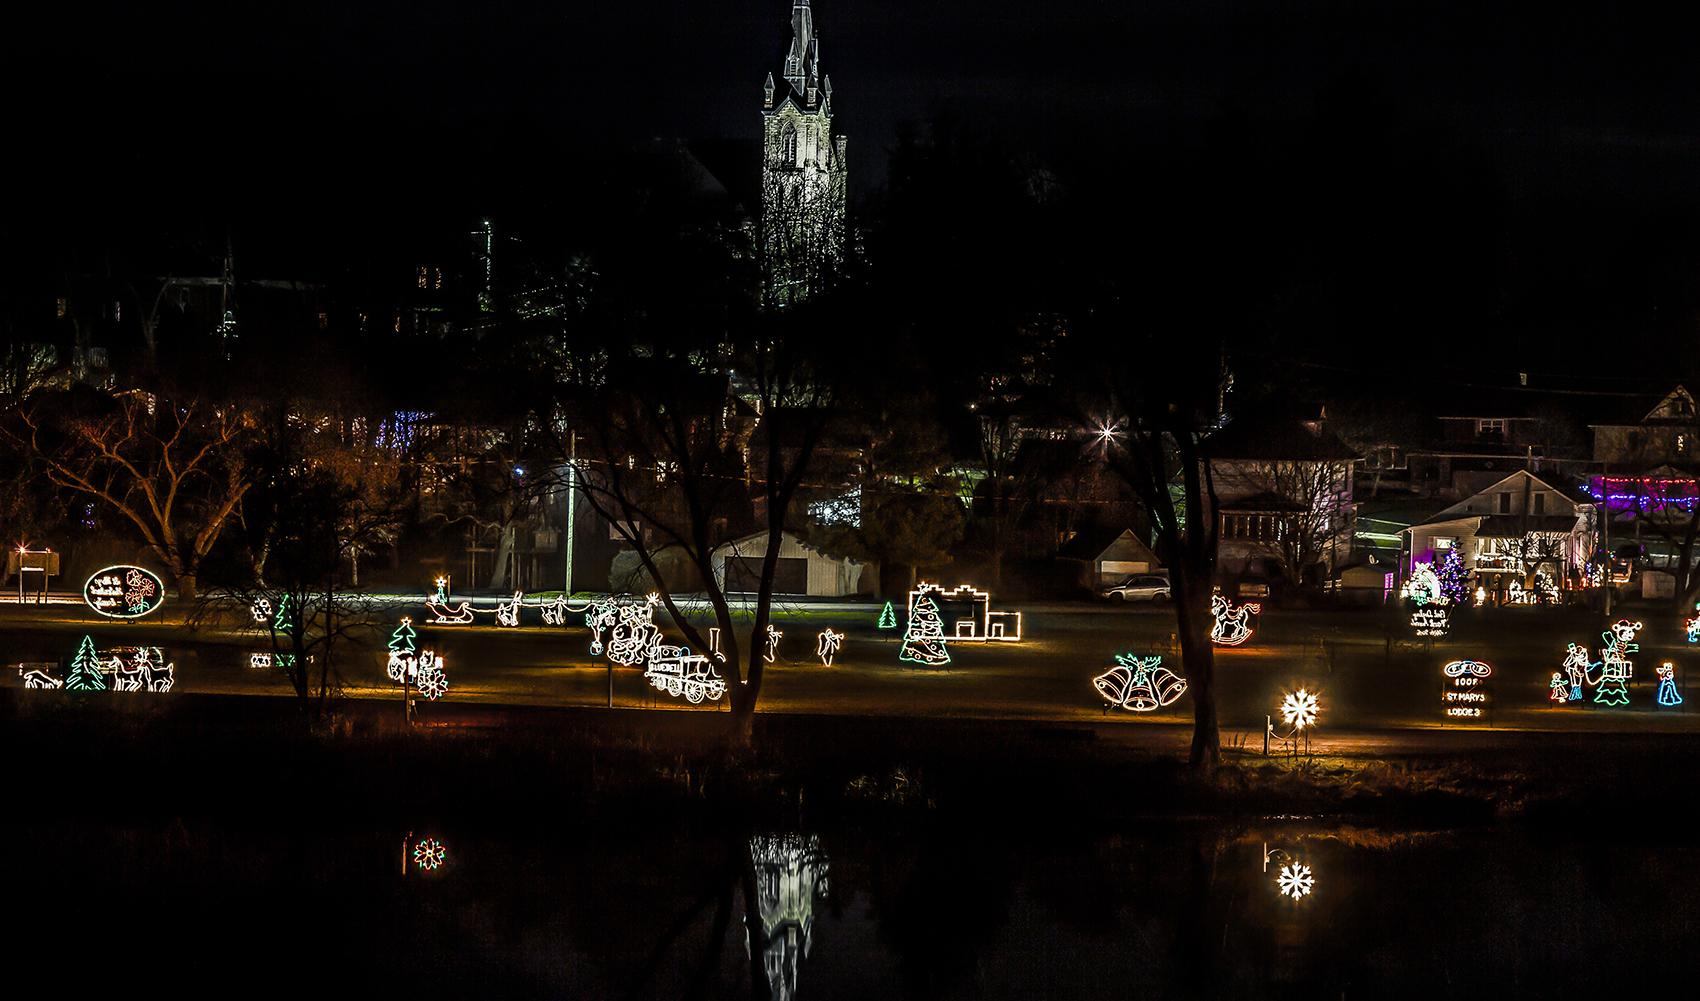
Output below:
[761,0,847,305]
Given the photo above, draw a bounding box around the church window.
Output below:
[781,124,797,165]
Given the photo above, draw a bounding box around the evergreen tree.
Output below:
[65,635,106,691]
[877,601,896,630]
[899,595,951,666]
[1438,548,1469,605]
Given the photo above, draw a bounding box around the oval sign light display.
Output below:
[84,565,166,619]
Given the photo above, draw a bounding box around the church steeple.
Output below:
[760,0,846,306]
[783,1,818,95]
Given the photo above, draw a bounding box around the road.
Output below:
[5,592,1698,749]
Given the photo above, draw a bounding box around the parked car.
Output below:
[1099,574,1172,604]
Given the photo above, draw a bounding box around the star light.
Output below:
[1278,862,1315,899]
[1280,689,1319,729]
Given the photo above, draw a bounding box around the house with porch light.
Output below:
[1402,469,1596,598]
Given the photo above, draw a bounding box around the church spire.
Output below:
[782,1,818,95]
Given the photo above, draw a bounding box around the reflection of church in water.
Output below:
[749,834,830,1001]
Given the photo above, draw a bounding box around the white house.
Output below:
[1403,469,1596,593]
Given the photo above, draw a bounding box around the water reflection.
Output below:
[750,833,830,1001]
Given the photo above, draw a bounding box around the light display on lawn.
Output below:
[1442,660,1492,719]
[1210,593,1261,646]
[586,594,663,665]
[643,643,727,703]
[495,591,523,627]
[899,594,951,666]
[387,617,419,680]
[878,601,897,629]
[415,655,449,701]
[1278,862,1316,900]
[1687,604,1700,643]
[1590,619,1642,706]
[1658,663,1684,706]
[1550,672,1571,702]
[413,837,446,871]
[250,597,272,623]
[906,582,1022,641]
[1280,689,1320,729]
[765,624,784,663]
[22,668,62,689]
[434,575,449,603]
[1410,606,1451,638]
[83,565,165,619]
[65,636,106,691]
[816,629,843,666]
[425,593,475,624]
[1401,562,1444,606]
[1437,548,1470,604]
[1092,654,1188,712]
[1561,642,1591,702]
[540,594,571,626]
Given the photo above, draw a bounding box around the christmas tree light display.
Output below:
[1092,654,1188,712]
[1437,548,1469,605]
[65,636,106,691]
[413,838,446,871]
[434,576,449,603]
[1658,663,1683,706]
[899,594,951,666]
[1210,593,1261,646]
[878,601,897,629]
[387,617,420,681]
[1278,862,1315,900]
[816,629,843,666]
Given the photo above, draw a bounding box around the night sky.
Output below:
[16,1,1700,201]
[13,1,1700,378]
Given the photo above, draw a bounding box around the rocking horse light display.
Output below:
[1210,593,1260,646]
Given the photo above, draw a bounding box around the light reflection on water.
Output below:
[9,818,1698,998]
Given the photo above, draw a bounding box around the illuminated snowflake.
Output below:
[413,838,446,871]
[1281,689,1320,729]
[1278,862,1315,899]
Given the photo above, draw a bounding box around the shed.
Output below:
[711,531,864,597]
[1057,527,1162,587]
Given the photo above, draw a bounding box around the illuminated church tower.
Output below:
[761,0,847,305]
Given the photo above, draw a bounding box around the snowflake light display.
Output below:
[816,629,843,666]
[1210,594,1261,646]
[1093,654,1188,712]
[1278,862,1315,899]
[1280,689,1320,729]
[413,838,446,871]
[1658,663,1683,706]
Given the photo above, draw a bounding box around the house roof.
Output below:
[1056,526,1160,566]
[1204,414,1359,462]
[1421,468,1595,523]
[1217,491,1311,513]
[1474,515,1586,538]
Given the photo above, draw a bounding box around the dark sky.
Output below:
[15,1,1700,204]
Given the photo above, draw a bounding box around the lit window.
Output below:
[1477,419,1505,436]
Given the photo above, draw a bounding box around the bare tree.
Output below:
[1212,457,1355,590]
[552,320,839,744]
[6,387,258,598]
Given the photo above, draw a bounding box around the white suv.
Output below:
[1099,574,1172,604]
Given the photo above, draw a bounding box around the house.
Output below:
[711,530,865,597]
[1055,526,1162,589]
[1204,411,1358,586]
[1402,469,1596,595]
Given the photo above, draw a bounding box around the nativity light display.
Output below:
[1401,562,1444,606]
[816,628,843,666]
[1210,593,1261,646]
[1442,659,1492,718]
[1092,654,1188,712]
